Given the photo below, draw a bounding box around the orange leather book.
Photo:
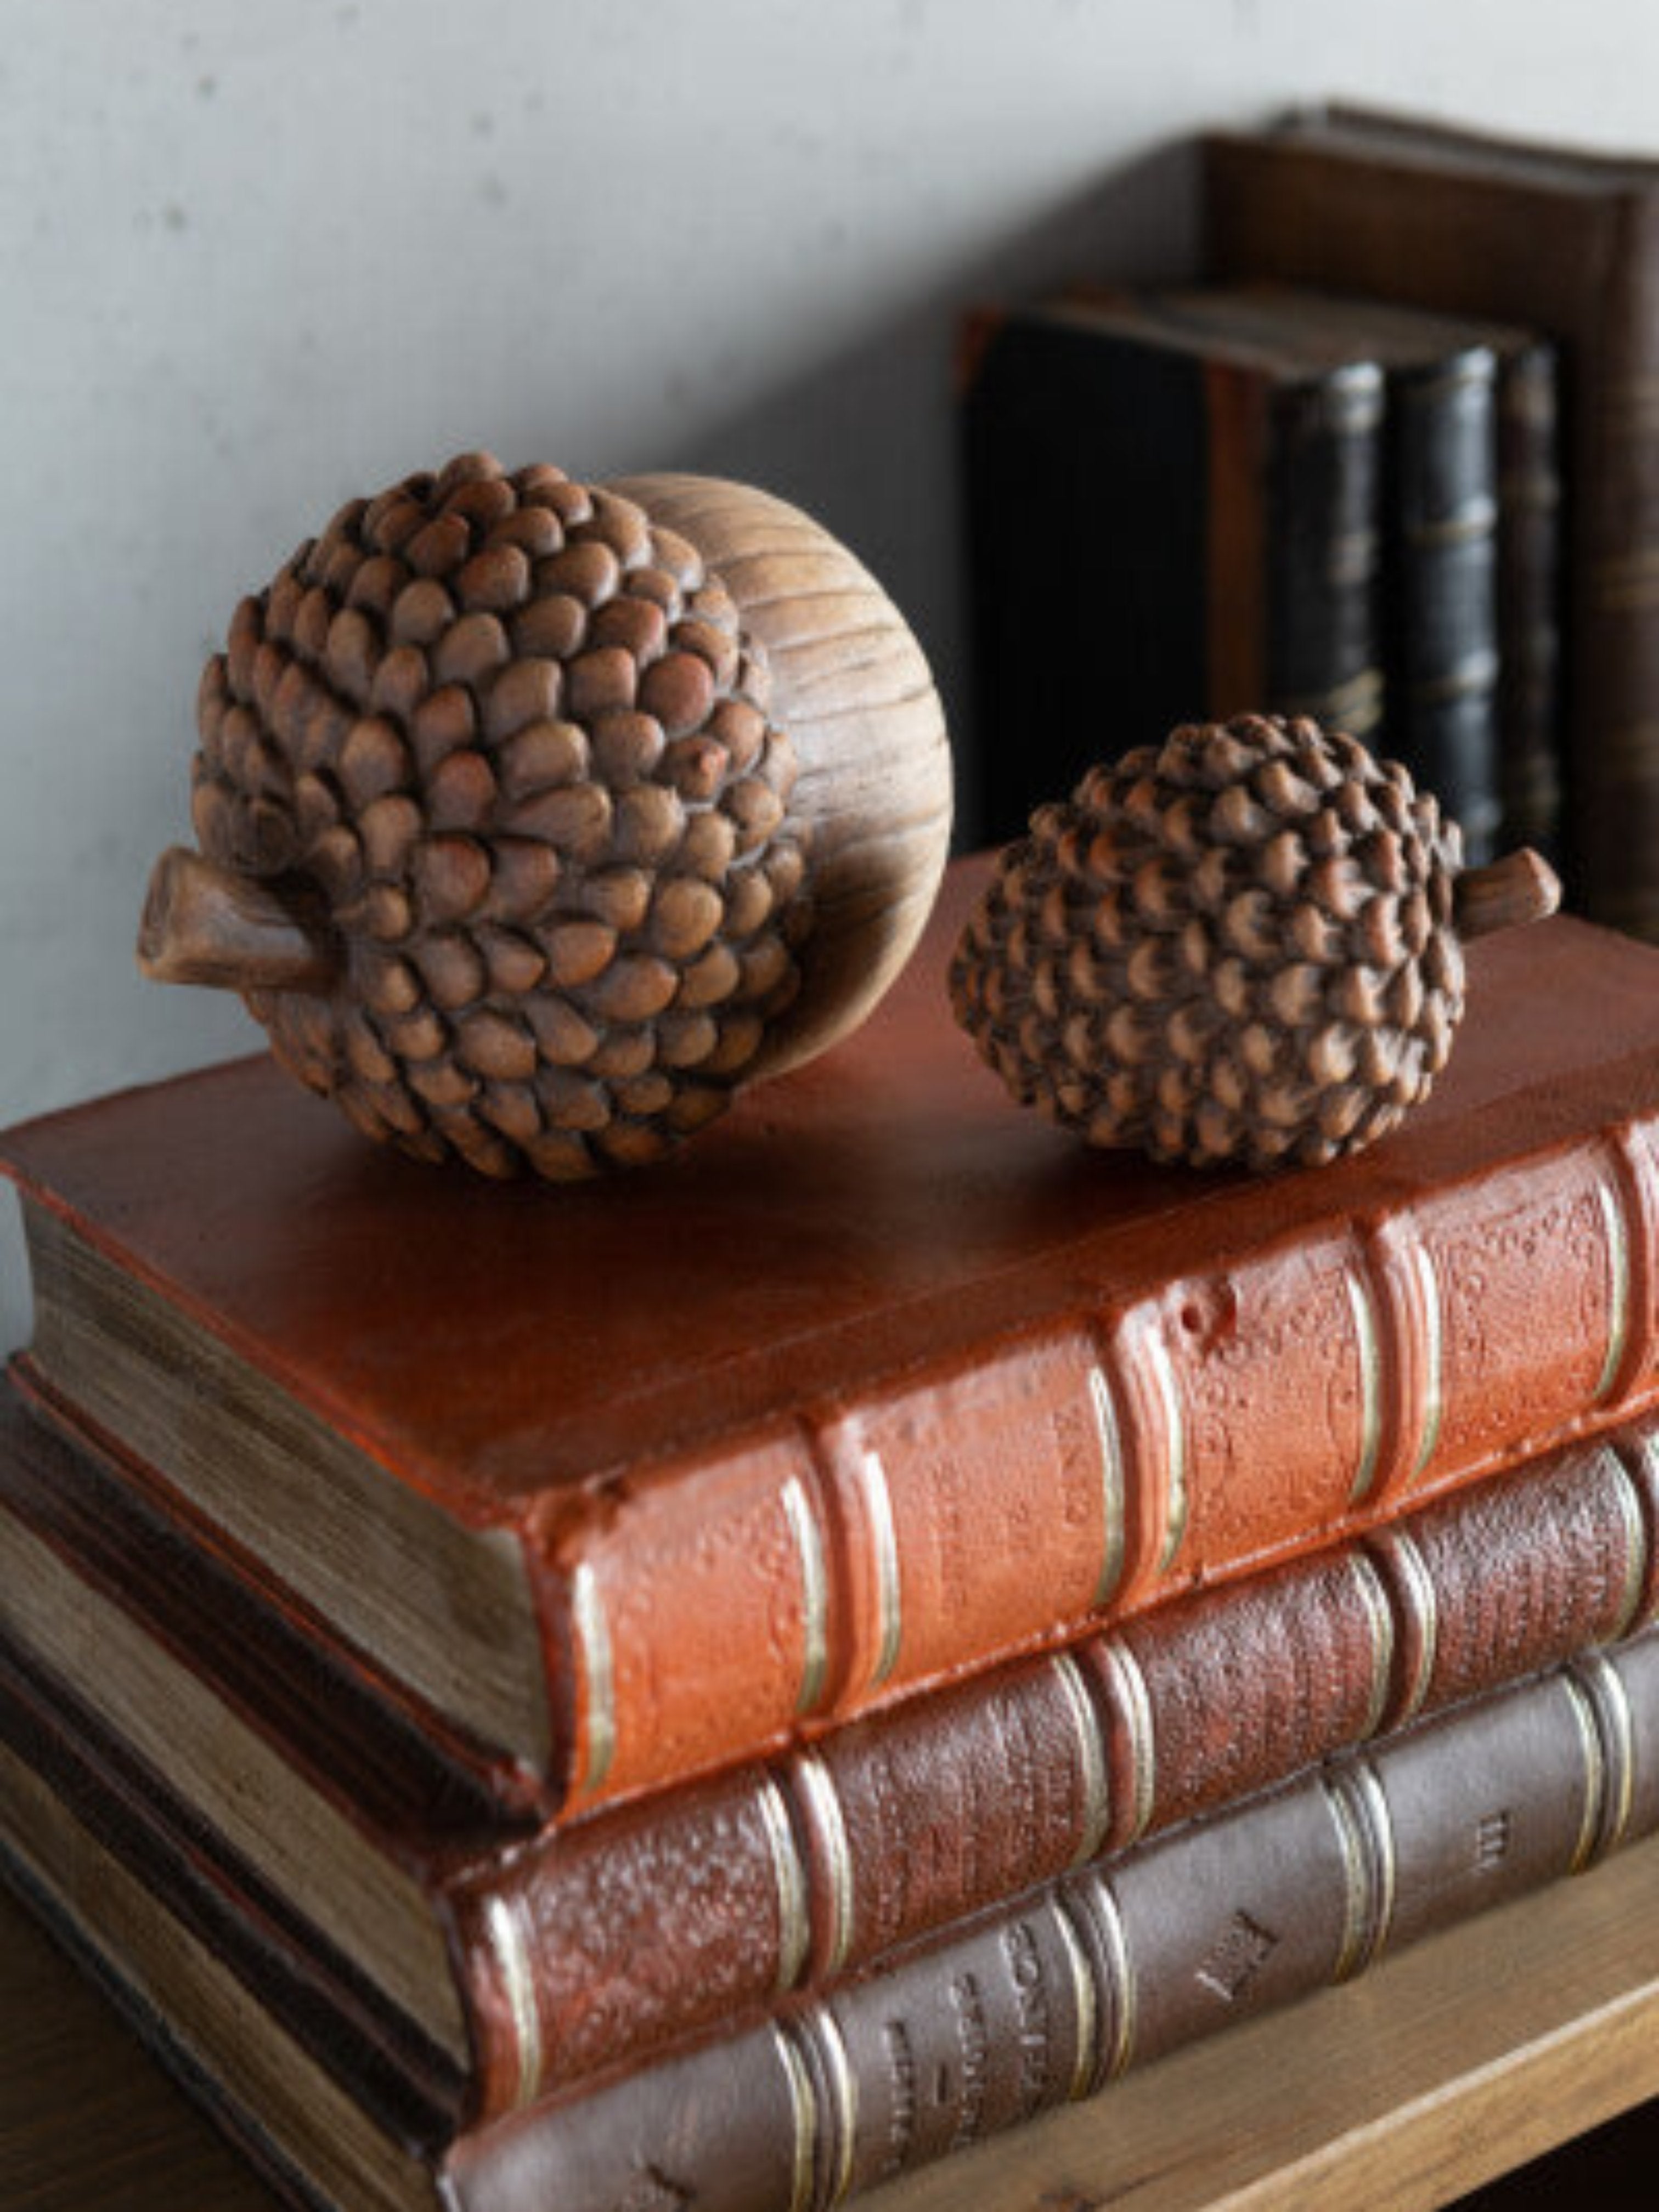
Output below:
[5,859,1659,1814]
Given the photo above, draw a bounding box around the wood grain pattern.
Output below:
[612,473,953,1077]
[5,1832,1659,2208]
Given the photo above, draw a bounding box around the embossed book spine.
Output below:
[1383,341,1502,861]
[445,1637,1659,2212]
[8,883,1659,1816]
[960,302,1384,843]
[3,1385,1657,2125]
[1496,338,1563,856]
[1204,109,1659,934]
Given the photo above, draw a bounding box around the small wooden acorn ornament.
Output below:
[139,454,951,1179]
[950,713,1560,1171]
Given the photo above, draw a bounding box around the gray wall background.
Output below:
[3,0,1656,1344]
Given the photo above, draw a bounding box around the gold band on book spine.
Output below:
[1592,1168,1633,1406]
[1344,1550,1397,1740]
[1324,1760,1394,1979]
[1559,1669,1612,1875]
[1344,1265,1384,1506]
[569,1561,617,1796]
[781,1473,831,1717]
[1144,1331,1188,1573]
[856,1448,904,1691]
[1602,1446,1651,1641]
[1409,1243,1445,1480]
[770,2024,819,2212]
[1378,1526,1438,1726]
[480,1895,543,2112]
[1573,1651,1636,1861]
[792,2006,857,2207]
[793,1750,856,1977]
[1086,1363,1128,1606]
[1051,1898,1102,2102]
[755,1775,812,1991]
[1051,1651,1111,1865]
[1098,1635,1157,1846]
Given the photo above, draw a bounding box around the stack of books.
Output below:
[5,857,1659,2209]
[964,104,1659,943]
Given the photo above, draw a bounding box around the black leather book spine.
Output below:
[1496,340,1564,857]
[961,308,1387,846]
[961,311,1209,844]
[1384,343,1502,860]
[1267,361,1385,741]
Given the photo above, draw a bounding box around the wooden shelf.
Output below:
[5,1837,1659,2210]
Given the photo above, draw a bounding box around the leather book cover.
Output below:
[1204,105,1659,935]
[960,296,1384,841]
[1151,284,1515,861]
[1495,336,1563,857]
[8,863,1659,1815]
[3,1381,1657,2126]
[447,1637,1659,2212]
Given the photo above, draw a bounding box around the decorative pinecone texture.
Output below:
[190,452,810,1179]
[950,715,1468,1171]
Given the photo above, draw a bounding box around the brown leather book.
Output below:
[1204,104,1659,935]
[4,1625,1656,2212]
[449,1638,1659,2212]
[2,1383,1656,2129]
[7,861,1659,1819]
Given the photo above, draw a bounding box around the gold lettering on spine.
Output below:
[1593,1170,1633,1406]
[793,1751,855,1976]
[755,1776,812,1991]
[1384,1528,1440,1726]
[1099,1637,1157,1845]
[1144,1330,1188,1572]
[857,1448,904,1690]
[781,1475,830,1717]
[1575,1652,1635,1860]
[771,2025,819,2212]
[480,1895,542,2111]
[1410,1243,1444,1479]
[1345,1266,1384,1505]
[1086,1364,1127,1605]
[1559,1672,1611,1874]
[1051,1652,1111,1865]
[1345,1551,1397,1739]
[569,1562,616,1795]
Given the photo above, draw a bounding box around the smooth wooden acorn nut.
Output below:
[140,455,952,1180]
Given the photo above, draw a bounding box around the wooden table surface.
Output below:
[5,1835,1659,2211]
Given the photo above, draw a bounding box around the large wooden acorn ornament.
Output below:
[950,713,1560,1171]
[138,454,951,1179]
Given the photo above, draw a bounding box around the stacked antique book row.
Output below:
[4,860,1659,2208]
[965,104,1659,943]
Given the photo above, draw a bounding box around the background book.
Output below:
[960,296,1386,840]
[1204,103,1659,938]
[1152,283,1561,864]
[7,867,1659,1817]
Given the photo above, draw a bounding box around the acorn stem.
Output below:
[137,847,341,993]
[1453,849,1562,941]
